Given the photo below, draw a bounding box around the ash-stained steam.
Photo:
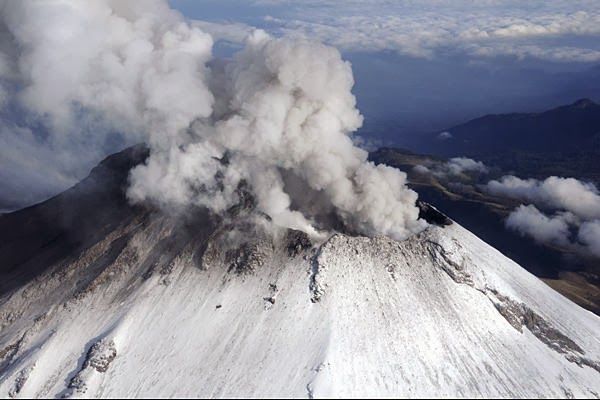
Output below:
[0,0,426,240]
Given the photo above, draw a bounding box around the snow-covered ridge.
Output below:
[0,148,599,398]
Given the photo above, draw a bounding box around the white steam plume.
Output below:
[0,0,426,240]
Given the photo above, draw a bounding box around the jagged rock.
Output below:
[227,241,272,275]
[86,339,117,373]
[286,229,312,257]
[8,364,34,398]
[65,339,117,397]
[417,200,452,226]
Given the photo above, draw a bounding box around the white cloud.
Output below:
[446,157,489,175]
[250,0,600,62]
[412,165,431,174]
[437,131,452,140]
[191,20,253,44]
[485,175,600,257]
[578,220,600,257]
[486,176,600,220]
[415,157,488,178]
[505,205,574,247]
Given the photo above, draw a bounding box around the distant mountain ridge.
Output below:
[422,98,600,156]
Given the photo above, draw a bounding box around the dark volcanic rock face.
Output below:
[286,229,312,257]
[416,200,452,227]
[0,144,150,297]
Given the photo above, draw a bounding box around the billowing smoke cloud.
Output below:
[128,30,426,238]
[0,0,213,210]
[485,175,600,257]
[0,0,426,240]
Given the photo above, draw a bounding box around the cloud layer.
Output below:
[486,176,600,220]
[252,0,600,62]
[0,0,426,240]
[485,175,600,257]
[413,157,488,179]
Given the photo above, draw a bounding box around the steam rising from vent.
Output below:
[0,0,426,240]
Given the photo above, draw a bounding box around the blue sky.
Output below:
[170,0,600,145]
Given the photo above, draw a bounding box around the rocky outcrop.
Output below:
[65,338,117,397]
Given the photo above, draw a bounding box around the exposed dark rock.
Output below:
[85,339,117,373]
[65,338,117,396]
[227,180,257,217]
[264,296,275,305]
[227,241,271,275]
[489,289,582,352]
[286,229,312,257]
[427,240,473,286]
[309,247,326,303]
[489,290,600,373]
[8,364,35,398]
[0,335,24,377]
[417,200,452,227]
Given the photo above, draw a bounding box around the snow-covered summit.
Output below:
[0,147,599,398]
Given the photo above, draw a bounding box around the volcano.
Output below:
[1,146,599,398]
